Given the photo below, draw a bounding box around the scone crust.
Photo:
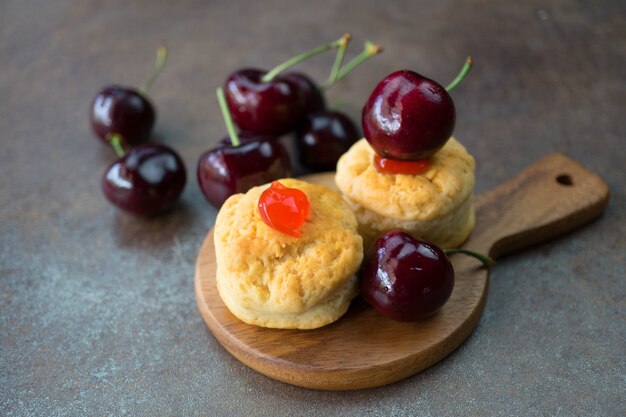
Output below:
[214,179,363,329]
[335,138,475,221]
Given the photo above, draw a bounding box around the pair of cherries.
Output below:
[91,48,186,216]
[197,35,382,209]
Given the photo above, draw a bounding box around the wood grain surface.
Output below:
[195,154,609,390]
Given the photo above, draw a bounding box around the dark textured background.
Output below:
[1,1,625,415]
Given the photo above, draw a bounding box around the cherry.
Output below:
[258,181,310,237]
[362,57,472,161]
[90,47,168,146]
[360,229,493,321]
[91,86,156,146]
[197,88,292,208]
[296,110,360,171]
[102,138,186,215]
[224,37,346,135]
[197,139,291,208]
[360,229,455,321]
[224,68,306,135]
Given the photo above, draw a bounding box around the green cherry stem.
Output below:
[108,133,126,158]
[140,46,168,94]
[331,41,383,86]
[444,248,495,267]
[261,36,345,83]
[216,87,241,147]
[445,56,473,92]
[320,33,352,90]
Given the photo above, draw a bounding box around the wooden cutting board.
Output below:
[194,154,609,390]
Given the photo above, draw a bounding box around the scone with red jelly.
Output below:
[214,178,363,330]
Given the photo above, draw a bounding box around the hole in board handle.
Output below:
[556,174,573,186]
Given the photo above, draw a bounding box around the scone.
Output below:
[335,137,475,249]
[214,178,363,330]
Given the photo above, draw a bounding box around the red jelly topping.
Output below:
[373,154,430,175]
[258,181,311,237]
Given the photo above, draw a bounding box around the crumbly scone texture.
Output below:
[214,178,363,330]
[335,138,476,248]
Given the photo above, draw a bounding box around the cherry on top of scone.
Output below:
[362,57,472,173]
[90,47,168,147]
[258,181,311,238]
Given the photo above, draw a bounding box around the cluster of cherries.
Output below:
[90,47,187,216]
[197,34,382,208]
[90,36,381,215]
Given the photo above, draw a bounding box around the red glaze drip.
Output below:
[373,154,430,175]
[258,181,310,237]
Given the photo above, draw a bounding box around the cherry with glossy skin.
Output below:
[360,229,455,321]
[197,138,292,208]
[362,70,455,161]
[102,142,186,215]
[224,36,352,135]
[224,68,306,135]
[258,181,311,237]
[296,110,360,171]
[90,86,156,146]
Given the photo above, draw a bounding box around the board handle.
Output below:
[465,153,610,258]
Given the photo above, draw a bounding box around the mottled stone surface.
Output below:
[1,1,624,416]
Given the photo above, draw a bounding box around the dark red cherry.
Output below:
[90,86,156,146]
[360,229,454,321]
[296,110,360,171]
[362,70,455,161]
[197,137,291,208]
[282,72,326,114]
[224,69,305,135]
[102,143,186,215]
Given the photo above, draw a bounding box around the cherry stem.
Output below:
[445,56,473,92]
[108,133,126,158]
[444,248,495,267]
[140,46,168,94]
[320,33,352,90]
[216,87,240,147]
[331,41,383,86]
[261,36,345,83]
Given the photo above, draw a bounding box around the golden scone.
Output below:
[335,138,475,249]
[214,178,363,330]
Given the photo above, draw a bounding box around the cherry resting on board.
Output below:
[360,229,493,321]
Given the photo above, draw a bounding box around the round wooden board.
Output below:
[194,172,489,390]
